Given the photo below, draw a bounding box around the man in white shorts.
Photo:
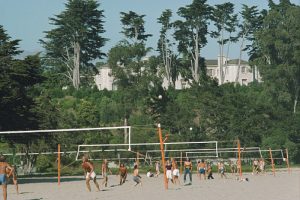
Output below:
[82,156,100,192]
[165,160,173,184]
[172,165,180,185]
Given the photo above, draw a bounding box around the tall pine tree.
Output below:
[41,0,107,90]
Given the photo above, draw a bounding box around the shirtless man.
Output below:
[133,164,142,186]
[220,161,227,179]
[197,159,207,180]
[119,163,127,185]
[229,160,237,175]
[0,155,13,200]
[207,164,214,179]
[101,159,112,187]
[184,158,192,184]
[259,158,265,174]
[6,165,19,194]
[252,159,259,175]
[217,161,221,176]
[155,161,160,177]
[172,163,180,185]
[82,156,100,192]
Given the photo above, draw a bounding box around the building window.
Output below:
[242,79,247,85]
[241,66,246,74]
[181,79,187,89]
[207,69,214,76]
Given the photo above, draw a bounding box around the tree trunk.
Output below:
[193,32,199,82]
[235,35,245,84]
[22,144,36,175]
[73,42,80,90]
[293,88,299,114]
[220,27,225,84]
[124,118,128,144]
[162,39,171,87]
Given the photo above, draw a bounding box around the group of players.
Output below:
[0,155,19,200]
[81,155,245,192]
[82,155,146,191]
[0,154,267,198]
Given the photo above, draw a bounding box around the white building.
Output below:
[94,64,116,90]
[95,57,261,91]
[206,56,261,86]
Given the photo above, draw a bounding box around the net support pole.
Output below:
[180,152,183,176]
[237,139,243,179]
[128,127,131,151]
[215,141,218,158]
[269,148,275,176]
[58,144,61,185]
[157,124,168,190]
[285,148,291,174]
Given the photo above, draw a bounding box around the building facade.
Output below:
[95,57,261,91]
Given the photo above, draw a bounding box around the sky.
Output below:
[0,0,299,60]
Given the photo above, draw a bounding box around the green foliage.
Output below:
[40,0,107,89]
[120,11,152,43]
[253,0,300,113]
[36,154,55,172]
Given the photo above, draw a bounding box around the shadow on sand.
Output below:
[18,176,84,184]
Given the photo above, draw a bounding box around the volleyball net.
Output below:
[0,125,291,180]
[0,126,131,176]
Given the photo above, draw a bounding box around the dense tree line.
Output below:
[0,0,299,174]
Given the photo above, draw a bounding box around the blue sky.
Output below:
[0,0,299,60]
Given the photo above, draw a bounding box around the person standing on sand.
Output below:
[197,159,207,180]
[0,155,13,200]
[253,159,259,175]
[6,165,19,194]
[101,159,112,187]
[229,160,237,175]
[220,161,227,179]
[165,160,173,184]
[155,161,160,177]
[259,158,265,174]
[172,163,180,185]
[217,161,221,177]
[82,156,100,192]
[207,164,214,179]
[183,158,192,184]
[133,164,142,186]
[119,163,127,185]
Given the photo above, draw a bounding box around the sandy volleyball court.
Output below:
[5,169,300,200]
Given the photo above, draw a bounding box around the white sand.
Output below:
[4,169,300,200]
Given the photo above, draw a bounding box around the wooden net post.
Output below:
[237,139,243,179]
[58,144,61,185]
[269,148,275,176]
[157,124,168,190]
[180,152,183,176]
[285,148,291,174]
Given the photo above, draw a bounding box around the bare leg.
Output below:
[93,178,100,191]
[86,179,91,192]
[102,176,108,187]
[13,180,19,194]
[3,185,7,200]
